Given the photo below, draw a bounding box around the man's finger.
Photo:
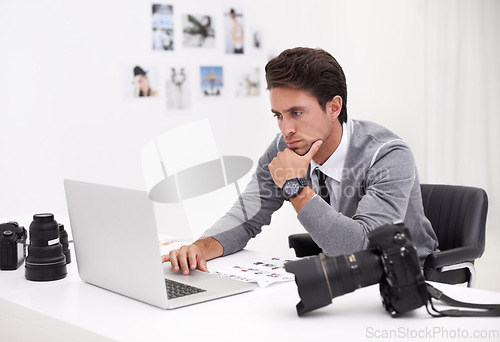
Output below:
[168,250,180,272]
[187,249,199,270]
[304,140,323,160]
[178,248,190,275]
[197,257,209,273]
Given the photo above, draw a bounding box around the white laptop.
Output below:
[64,179,255,309]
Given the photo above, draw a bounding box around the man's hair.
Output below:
[265,47,347,124]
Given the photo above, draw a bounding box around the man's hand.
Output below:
[268,140,323,188]
[161,237,223,275]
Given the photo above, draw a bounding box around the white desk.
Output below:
[1,247,500,342]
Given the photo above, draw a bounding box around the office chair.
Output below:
[288,184,488,287]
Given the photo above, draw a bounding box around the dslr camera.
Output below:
[285,222,428,316]
[0,222,27,270]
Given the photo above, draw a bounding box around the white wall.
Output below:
[0,0,428,254]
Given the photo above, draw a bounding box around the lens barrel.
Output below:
[285,249,384,316]
[25,213,67,281]
[323,250,384,298]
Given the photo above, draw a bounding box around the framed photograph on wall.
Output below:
[166,67,190,109]
[182,14,215,49]
[200,66,223,96]
[152,4,174,51]
[224,7,244,54]
[234,67,260,97]
[123,64,160,99]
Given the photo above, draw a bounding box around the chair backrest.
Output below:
[420,184,488,252]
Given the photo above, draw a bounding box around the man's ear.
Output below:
[326,95,342,120]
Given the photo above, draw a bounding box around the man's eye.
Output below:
[273,113,282,119]
[292,111,302,116]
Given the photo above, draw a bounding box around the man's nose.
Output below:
[281,116,296,136]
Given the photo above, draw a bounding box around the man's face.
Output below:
[270,87,337,158]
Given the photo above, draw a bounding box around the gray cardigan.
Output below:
[203,119,439,259]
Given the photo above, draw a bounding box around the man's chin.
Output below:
[290,146,310,156]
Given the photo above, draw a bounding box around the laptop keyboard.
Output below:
[165,279,206,299]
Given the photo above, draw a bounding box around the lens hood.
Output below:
[285,255,333,316]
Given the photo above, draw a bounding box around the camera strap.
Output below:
[425,283,500,317]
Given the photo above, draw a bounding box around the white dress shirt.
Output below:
[309,119,351,211]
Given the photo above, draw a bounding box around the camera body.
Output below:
[0,222,27,270]
[285,222,429,316]
[366,222,428,317]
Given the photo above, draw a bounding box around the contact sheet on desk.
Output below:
[158,238,296,287]
[212,256,296,288]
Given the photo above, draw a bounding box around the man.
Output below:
[162,47,439,274]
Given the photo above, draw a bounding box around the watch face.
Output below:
[284,179,300,197]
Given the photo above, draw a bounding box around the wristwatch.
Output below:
[282,177,308,200]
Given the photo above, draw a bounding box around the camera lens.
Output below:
[285,249,384,316]
[25,213,67,281]
[324,250,384,297]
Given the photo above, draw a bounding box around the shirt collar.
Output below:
[310,119,351,182]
